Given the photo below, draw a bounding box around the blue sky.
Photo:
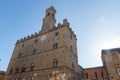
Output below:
[0,0,120,71]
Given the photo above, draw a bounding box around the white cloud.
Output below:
[98,16,105,23]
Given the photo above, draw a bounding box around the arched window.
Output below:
[53,60,59,68]
[86,73,88,79]
[47,13,50,16]
[95,72,97,78]
[101,71,104,78]
[18,52,22,58]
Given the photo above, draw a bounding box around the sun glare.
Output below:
[98,37,120,50]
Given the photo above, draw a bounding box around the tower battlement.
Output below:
[16,19,76,44]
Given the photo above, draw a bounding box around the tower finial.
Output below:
[45,6,56,17]
[42,6,56,33]
[46,6,56,14]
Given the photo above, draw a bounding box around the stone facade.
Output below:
[3,6,79,80]
[0,71,5,80]
[102,48,120,80]
[82,48,120,80]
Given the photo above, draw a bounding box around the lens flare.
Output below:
[98,36,120,50]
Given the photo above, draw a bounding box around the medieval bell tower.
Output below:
[42,6,56,33]
[3,6,79,80]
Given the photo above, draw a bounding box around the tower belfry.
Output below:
[42,6,56,33]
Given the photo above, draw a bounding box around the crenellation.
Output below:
[27,35,30,38]
[68,27,77,40]
[23,37,26,40]
[39,31,42,33]
[34,32,38,35]
[20,38,23,41]
[57,23,61,27]
[61,19,77,40]
[16,40,20,43]
[30,34,33,38]
[63,19,70,27]
[16,32,39,44]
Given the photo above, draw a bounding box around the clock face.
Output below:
[41,35,46,41]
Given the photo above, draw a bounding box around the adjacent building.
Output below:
[83,48,120,80]
[102,48,120,80]
[83,66,108,80]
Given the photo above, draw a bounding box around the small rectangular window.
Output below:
[55,32,59,36]
[53,43,58,49]
[53,61,58,68]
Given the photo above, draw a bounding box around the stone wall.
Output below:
[0,71,5,80]
[102,48,120,80]
[83,66,108,80]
